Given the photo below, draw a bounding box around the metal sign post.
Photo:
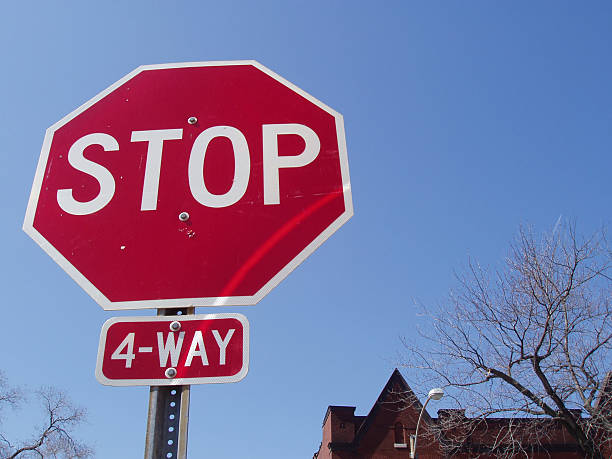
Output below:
[144,307,194,459]
[144,385,190,459]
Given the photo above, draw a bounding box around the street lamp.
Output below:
[410,387,444,459]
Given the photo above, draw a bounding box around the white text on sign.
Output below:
[110,329,236,369]
[57,124,320,215]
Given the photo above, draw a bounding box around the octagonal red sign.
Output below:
[24,61,352,310]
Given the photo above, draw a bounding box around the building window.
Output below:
[394,422,407,448]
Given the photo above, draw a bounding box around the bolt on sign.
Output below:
[96,314,249,386]
[23,60,353,310]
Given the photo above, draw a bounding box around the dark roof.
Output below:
[353,368,428,445]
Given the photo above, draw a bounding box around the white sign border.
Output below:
[23,60,353,310]
[95,313,250,387]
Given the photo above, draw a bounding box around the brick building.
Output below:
[314,369,611,458]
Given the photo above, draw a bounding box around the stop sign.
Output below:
[23,61,352,310]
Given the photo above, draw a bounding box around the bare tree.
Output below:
[0,375,93,459]
[402,223,612,458]
[0,373,23,412]
[0,372,23,455]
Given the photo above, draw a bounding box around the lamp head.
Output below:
[428,387,444,401]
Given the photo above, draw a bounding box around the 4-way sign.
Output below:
[23,60,353,310]
[96,314,248,386]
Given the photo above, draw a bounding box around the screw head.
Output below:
[187,116,197,125]
[165,367,177,378]
[170,321,181,331]
[178,212,189,222]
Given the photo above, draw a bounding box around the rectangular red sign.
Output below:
[96,314,249,386]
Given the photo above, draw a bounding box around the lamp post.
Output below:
[410,387,444,459]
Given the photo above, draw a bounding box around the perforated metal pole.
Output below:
[144,307,194,459]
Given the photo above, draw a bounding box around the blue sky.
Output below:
[1,2,611,458]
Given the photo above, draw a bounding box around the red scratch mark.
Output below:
[220,191,341,296]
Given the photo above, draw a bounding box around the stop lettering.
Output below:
[58,123,320,215]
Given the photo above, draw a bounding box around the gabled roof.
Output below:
[352,368,431,446]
